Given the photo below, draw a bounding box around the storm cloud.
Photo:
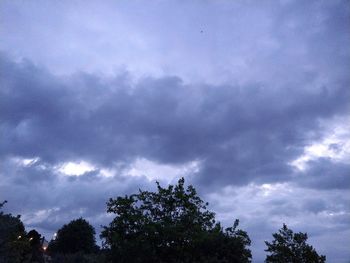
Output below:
[1,0,349,262]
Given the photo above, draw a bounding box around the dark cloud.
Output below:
[1,53,349,189]
[297,159,350,190]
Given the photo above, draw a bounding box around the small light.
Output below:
[18,235,22,239]
[29,237,33,241]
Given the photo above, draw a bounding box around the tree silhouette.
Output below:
[48,218,97,255]
[0,201,31,263]
[27,229,45,263]
[101,178,251,263]
[265,224,326,263]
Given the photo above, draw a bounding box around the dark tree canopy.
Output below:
[27,229,45,263]
[101,178,251,263]
[48,218,97,255]
[0,201,30,263]
[0,201,25,243]
[265,224,326,263]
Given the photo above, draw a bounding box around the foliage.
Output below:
[265,224,326,263]
[0,200,31,263]
[48,218,98,255]
[101,178,251,263]
[27,229,45,263]
[50,251,107,263]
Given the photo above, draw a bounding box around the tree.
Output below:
[101,178,251,263]
[0,200,31,263]
[48,218,98,255]
[27,229,44,263]
[265,224,326,263]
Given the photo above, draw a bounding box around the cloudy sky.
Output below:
[1,0,349,262]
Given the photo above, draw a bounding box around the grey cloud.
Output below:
[1,53,349,188]
[1,1,349,85]
[207,183,350,263]
[301,199,327,214]
[297,159,350,190]
[0,156,153,239]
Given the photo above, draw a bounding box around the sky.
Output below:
[0,0,349,262]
